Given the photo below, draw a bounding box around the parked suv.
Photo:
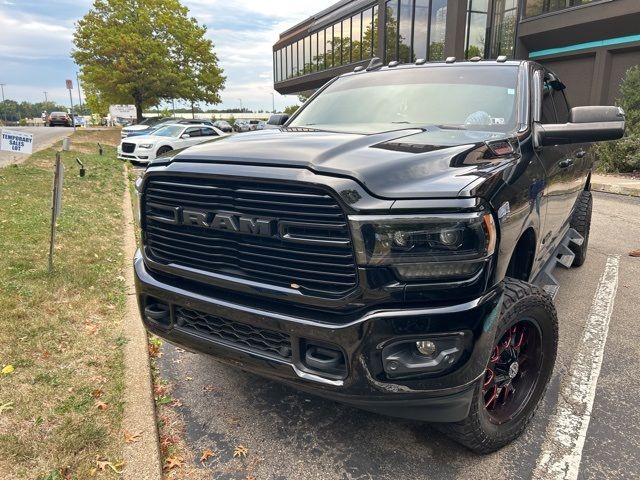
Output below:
[134,60,624,453]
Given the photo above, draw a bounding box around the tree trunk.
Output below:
[135,102,143,123]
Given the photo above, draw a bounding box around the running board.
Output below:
[533,228,584,301]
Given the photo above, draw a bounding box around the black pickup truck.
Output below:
[134,59,624,453]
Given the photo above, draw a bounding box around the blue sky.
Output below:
[0,0,330,111]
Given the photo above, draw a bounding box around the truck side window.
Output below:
[554,90,570,124]
[541,80,557,124]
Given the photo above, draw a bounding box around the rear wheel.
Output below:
[440,278,558,453]
[569,190,592,267]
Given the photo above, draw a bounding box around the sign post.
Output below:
[48,153,64,272]
[0,129,34,154]
[66,79,76,133]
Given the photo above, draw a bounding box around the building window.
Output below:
[398,0,413,62]
[385,0,400,62]
[489,0,517,58]
[317,29,325,70]
[524,0,596,18]
[429,0,447,60]
[352,12,363,61]
[412,0,429,61]
[297,40,304,76]
[304,35,312,74]
[342,17,351,65]
[372,5,378,56]
[325,26,334,69]
[465,0,488,59]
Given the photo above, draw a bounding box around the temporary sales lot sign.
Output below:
[1,129,34,154]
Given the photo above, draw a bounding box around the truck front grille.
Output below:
[122,142,136,153]
[142,175,358,297]
[175,306,292,360]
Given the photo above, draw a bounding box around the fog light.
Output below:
[416,340,437,356]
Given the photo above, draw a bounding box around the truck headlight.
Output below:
[349,212,496,281]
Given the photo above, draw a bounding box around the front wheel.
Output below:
[156,146,172,157]
[440,278,558,453]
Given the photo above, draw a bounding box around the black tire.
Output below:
[440,278,558,454]
[569,190,592,267]
[156,146,172,157]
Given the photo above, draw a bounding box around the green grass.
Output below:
[0,130,128,478]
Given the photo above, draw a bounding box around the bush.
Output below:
[19,118,27,126]
[594,65,640,173]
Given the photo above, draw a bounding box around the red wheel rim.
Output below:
[482,320,543,424]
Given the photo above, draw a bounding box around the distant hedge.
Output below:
[594,65,640,173]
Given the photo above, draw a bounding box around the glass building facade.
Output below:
[274,3,379,83]
[274,0,639,109]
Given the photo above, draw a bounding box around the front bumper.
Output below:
[134,251,503,422]
[117,148,152,162]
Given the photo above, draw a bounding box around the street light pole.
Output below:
[44,91,48,103]
[271,92,275,113]
[238,98,243,111]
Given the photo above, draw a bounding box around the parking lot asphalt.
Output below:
[156,192,640,480]
[0,126,72,167]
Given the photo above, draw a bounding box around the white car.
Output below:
[117,124,227,163]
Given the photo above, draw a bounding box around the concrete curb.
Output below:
[121,167,163,479]
[591,182,640,197]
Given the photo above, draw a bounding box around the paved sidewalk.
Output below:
[592,173,640,197]
[121,167,162,480]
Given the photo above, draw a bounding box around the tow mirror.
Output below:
[535,106,625,147]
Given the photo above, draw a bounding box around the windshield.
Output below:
[289,66,519,134]
[151,125,183,137]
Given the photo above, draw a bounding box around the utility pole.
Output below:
[43,91,48,103]
[271,92,275,113]
[75,72,83,114]
[238,98,243,112]
[0,84,6,123]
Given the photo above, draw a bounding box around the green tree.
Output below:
[283,104,300,115]
[594,65,640,173]
[72,0,225,121]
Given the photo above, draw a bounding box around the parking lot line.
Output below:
[533,255,620,480]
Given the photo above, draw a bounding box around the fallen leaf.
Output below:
[148,343,161,358]
[246,476,257,480]
[1,365,14,375]
[153,384,167,396]
[185,376,193,381]
[95,400,109,411]
[92,388,104,398]
[200,448,217,463]
[95,456,124,473]
[171,399,183,408]
[629,249,640,257]
[124,430,143,443]
[233,445,249,458]
[0,402,14,414]
[159,435,176,453]
[164,456,184,470]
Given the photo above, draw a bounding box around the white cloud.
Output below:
[0,0,331,110]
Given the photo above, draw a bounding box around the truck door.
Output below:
[533,70,578,255]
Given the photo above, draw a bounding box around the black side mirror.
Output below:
[535,106,625,147]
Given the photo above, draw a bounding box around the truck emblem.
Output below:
[147,203,274,237]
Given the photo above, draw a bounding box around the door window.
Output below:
[200,127,218,137]
[185,127,201,137]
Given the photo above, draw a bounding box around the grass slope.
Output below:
[0,130,128,478]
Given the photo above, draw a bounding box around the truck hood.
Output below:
[165,127,518,199]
